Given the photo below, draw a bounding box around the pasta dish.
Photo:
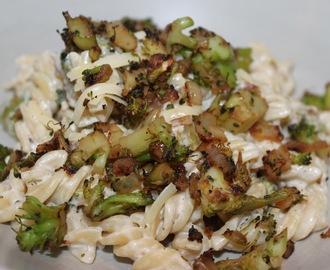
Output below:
[0,12,330,269]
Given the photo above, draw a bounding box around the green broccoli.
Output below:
[216,229,288,270]
[64,149,86,174]
[235,47,252,72]
[122,17,157,33]
[290,152,312,165]
[0,95,23,136]
[62,11,101,61]
[163,16,197,52]
[83,179,154,222]
[303,82,330,110]
[119,116,175,157]
[15,196,68,253]
[123,94,150,129]
[288,117,319,144]
[0,144,13,181]
[135,136,192,163]
[198,167,302,217]
[162,17,252,89]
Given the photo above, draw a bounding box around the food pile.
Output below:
[0,12,330,269]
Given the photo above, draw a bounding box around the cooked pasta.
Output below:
[0,13,329,270]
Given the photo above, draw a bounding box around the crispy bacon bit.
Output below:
[189,172,200,202]
[149,140,167,162]
[159,86,179,104]
[274,186,303,211]
[204,226,213,239]
[193,251,217,270]
[282,240,295,259]
[172,163,189,191]
[198,143,235,177]
[36,130,70,153]
[232,152,251,193]
[250,121,284,142]
[188,226,203,243]
[286,139,330,157]
[94,122,112,133]
[262,145,291,181]
[321,227,330,238]
[82,64,113,87]
[112,157,137,176]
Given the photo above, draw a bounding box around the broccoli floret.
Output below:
[0,144,13,181]
[124,94,150,128]
[163,17,197,52]
[0,95,23,135]
[83,179,153,222]
[290,152,312,165]
[64,149,86,174]
[198,167,302,217]
[83,178,104,218]
[216,229,288,270]
[135,136,192,163]
[15,196,68,253]
[288,117,319,144]
[303,82,330,110]
[122,17,158,32]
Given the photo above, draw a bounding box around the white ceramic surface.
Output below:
[0,1,329,269]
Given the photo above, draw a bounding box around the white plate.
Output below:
[0,0,329,269]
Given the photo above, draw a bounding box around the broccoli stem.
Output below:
[166,17,197,51]
[216,229,288,270]
[119,116,173,156]
[91,192,154,221]
[231,188,293,215]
